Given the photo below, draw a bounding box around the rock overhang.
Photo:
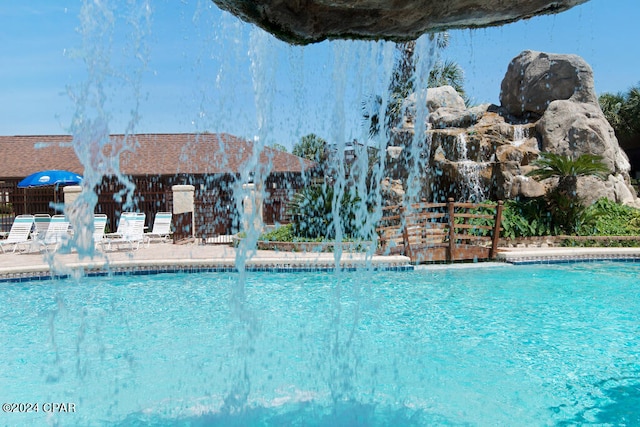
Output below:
[211,0,590,45]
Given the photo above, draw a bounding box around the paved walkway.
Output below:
[2,242,640,281]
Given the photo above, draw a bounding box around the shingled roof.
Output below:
[0,133,314,179]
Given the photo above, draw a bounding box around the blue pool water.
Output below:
[1,262,639,426]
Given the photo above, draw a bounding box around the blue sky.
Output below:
[0,0,638,150]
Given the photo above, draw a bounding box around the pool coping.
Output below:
[0,265,416,282]
[496,247,640,265]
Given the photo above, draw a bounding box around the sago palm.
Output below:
[527,152,609,195]
[527,152,609,234]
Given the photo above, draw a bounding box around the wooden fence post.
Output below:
[447,198,455,261]
[400,204,410,259]
[490,200,504,259]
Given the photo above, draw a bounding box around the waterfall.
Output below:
[456,133,486,202]
[512,124,527,146]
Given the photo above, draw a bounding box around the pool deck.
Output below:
[1,242,639,281]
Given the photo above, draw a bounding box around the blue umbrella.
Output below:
[17,170,83,188]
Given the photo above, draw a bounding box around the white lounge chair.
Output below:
[144,212,172,246]
[32,213,51,240]
[104,212,136,239]
[35,215,70,253]
[103,212,146,251]
[0,215,35,253]
[93,214,108,248]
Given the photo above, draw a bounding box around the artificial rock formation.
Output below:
[386,50,639,207]
[500,50,599,117]
[212,0,590,45]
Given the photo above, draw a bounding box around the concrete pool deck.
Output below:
[1,242,639,281]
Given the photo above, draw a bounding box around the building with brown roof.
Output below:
[0,133,316,237]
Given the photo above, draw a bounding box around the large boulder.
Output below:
[577,175,638,206]
[426,86,466,112]
[402,87,490,130]
[500,50,599,117]
[536,100,630,174]
[380,178,405,206]
[212,0,590,45]
[509,175,547,198]
[535,99,636,205]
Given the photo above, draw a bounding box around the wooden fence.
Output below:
[377,198,504,263]
[1,181,65,232]
[95,177,172,234]
[0,181,16,233]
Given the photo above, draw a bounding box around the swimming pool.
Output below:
[1,262,639,426]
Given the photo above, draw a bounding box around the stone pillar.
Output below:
[63,185,83,209]
[242,183,263,233]
[172,185,195,241]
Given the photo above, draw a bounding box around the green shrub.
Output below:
[260,224,294,242]
[580,198,640,236]
[497,197,640,241]
[463,202,497,237]
[500,198,558,239]
[287,184,363,239]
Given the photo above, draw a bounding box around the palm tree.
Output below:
[363,33,466,138]
[599,92,625,133]
[362,41,416,137]
[621,85,640,138]
[527,152,609,233]
[428,59,466,101]
[599,83,640,146]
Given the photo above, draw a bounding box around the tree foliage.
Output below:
[292,134,327,164]
[363,33,466,138]
[269,143,288,153]
[362,41,416,137]
[428,59,466,101]
[599,92,626,131]
[599,83,640,144]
